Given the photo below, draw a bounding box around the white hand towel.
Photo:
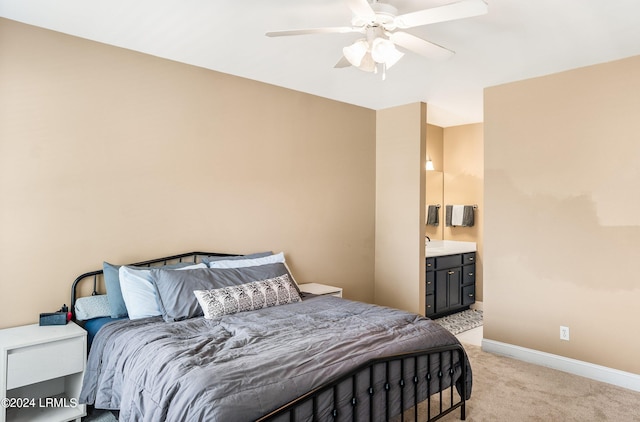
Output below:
[452,205,465,226]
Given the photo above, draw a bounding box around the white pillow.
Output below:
[119,263,206,320]
[207,252,285,269]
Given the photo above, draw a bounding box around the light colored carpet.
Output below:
[434,309,483,335]
[438,344,640,422]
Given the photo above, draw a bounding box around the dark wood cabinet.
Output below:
[435,267,461,313]
[426,252,475,318]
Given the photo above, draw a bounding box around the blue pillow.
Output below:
[104,262,127,318]
[103,260,202,318]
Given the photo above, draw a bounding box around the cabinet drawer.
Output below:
[426,272,435,293]
[426,294,435,316]
[426,258,435,271]
[7,336,84,390]
[462,285,476,306]
[463,252,476,264]
[463,264,476,285]
[435,254,462,270]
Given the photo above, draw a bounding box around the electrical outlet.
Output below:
[560,326,570,341]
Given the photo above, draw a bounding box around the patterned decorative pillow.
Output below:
[193,274,301,319]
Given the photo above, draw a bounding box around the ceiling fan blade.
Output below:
[266,27,357,37]
[390,32,455,60]
[395,0,487,29]
[334,56,352,68]
[345,0,375,19]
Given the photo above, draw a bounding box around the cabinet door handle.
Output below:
[468,257,474,261]
[447,271,455,275]
[468,272,474,276]
[468,294,474,297]
[427,263,432,267]
[427,281,432,285]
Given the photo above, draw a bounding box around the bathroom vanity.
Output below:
[425,241,476,318]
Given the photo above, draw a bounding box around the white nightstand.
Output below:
[299,283,343,298]
[0,322,87,422]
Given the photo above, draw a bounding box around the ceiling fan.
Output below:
[266,0,488,78]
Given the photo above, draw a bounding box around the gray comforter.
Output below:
[80,295,470,421]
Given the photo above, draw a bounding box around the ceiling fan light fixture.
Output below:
[371,37,404,68]
[267,0,489,74]
[357,52,376,73]
[343,39,369,67]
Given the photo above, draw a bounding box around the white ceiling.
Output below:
[2,0,640,127]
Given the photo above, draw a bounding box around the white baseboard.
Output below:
[482,339,640,392]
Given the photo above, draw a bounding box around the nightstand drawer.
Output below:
[7,336,84,390]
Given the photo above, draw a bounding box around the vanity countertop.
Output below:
[425,240,477,257]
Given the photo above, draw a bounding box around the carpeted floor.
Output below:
[84,409,117,422]
[433,309,483,335]
[437,344,640,422]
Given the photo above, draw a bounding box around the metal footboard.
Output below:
[257,344,468,422]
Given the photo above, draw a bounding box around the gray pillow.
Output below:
[103,260,200,318]
[201,251,272,264]
[150,263,291,322]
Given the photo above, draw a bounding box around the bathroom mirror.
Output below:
[425,171,444,241]
[425,124,444,241]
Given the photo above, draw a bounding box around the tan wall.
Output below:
[484,55,640,373]
[0,18,377,329]
[375,103,426,315]
[426,124,444,172]
[443,124,484,300]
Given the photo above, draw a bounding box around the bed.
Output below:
[71,251,471,421]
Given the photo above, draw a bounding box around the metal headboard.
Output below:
[70,251,236,319]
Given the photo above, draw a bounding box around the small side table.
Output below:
[299,283,343,298]
[0,322,87,422]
